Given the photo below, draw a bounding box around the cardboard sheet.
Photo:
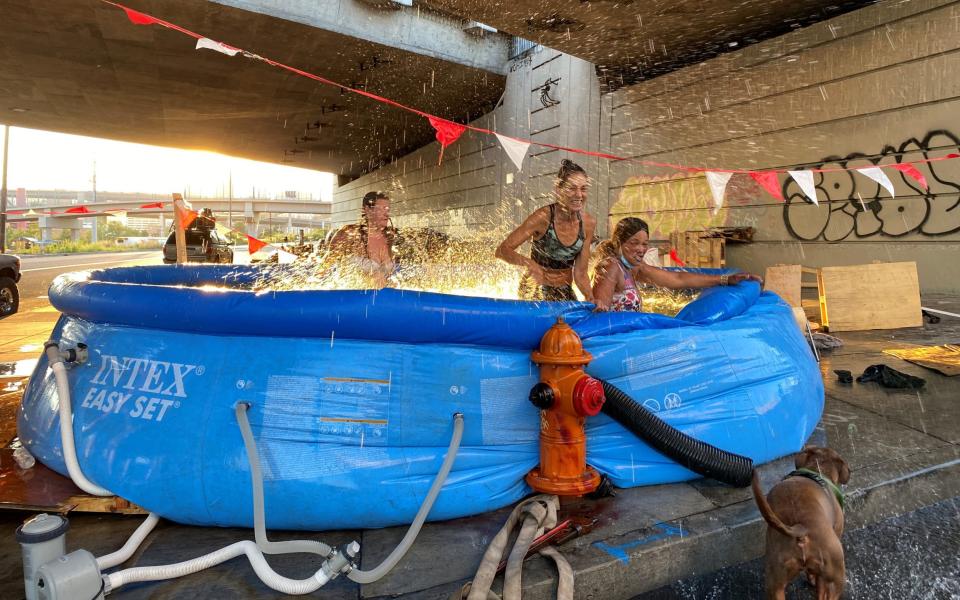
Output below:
[883,344,960,377]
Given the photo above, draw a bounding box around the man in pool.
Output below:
[592,217,762,311]
[326,191,397,287]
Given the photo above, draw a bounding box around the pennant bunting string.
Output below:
[787,170,819,205]
[98,0,960,185]
[247,235,268,255]
[890,163,928,190]
[750,171,784,201]
[196,38,240,56]
[855,167,896,198]
[704,172,733,214]
[495,133,531,172]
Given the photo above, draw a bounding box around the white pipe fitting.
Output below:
[45,343,113,497]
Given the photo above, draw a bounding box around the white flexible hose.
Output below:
[97,513,160,570]
[46,342,165,573]
[106,540,331,595]
[46,344,113,496]
[348,412,464,584]
[235,403,332,557]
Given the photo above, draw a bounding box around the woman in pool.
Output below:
[592,217,762,312]
[496,159,597,302]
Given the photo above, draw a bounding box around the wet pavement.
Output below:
[0,295,957,599]
[634,497,960,600]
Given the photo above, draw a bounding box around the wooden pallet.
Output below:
[667,231,725,268]
[1,383,146,515]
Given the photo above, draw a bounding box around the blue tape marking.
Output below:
[592,521,685,565]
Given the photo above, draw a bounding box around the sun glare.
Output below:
[3,126,334,200]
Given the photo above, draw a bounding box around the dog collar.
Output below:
[786,468,846,510]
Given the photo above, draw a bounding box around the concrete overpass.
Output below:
[422,0,875,87]
[0,0,509,178]
[0,0,875,180]
[7,197,332,239]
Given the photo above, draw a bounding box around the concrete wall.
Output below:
[604,0,960,292]
[334,0,960,292]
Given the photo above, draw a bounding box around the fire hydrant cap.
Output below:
[532,318,592,365]
[573,376,605,417]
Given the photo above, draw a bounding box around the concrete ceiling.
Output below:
[0,0,506,178]
[424,0,873,87]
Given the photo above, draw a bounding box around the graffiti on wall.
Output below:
[611,173,727,238]
[782,131,960,241]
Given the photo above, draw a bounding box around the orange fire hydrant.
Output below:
[525,316,605,496]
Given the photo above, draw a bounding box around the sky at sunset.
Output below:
[1,126,335,201]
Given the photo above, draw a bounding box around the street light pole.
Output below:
[0,125,9,254]
[228,170,233,229]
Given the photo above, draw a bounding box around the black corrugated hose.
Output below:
[599,379,754,487]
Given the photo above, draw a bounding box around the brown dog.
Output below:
[752,446,851,600]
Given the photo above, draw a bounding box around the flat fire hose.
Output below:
[456,495,574,600]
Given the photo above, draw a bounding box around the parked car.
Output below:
[0,253,21,317]
[162,222,234,264]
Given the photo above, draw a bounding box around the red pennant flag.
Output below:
[891,163,928,190]
[247,235,268,255]
[64,206,93,214]
[669,248,686,267]
[122,7,160,25]
[140,201,165,209]
[178,209,198,229]
[428,116,466,165]
[749,171,784,201]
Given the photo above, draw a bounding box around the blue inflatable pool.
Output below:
[18,265,822,530]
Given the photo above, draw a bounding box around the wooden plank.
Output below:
[818,262,923,331]
[0,448,146,515]
[709,238,725,268]
[763,264,802,307]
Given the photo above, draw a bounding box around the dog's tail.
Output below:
[751,470,808,541]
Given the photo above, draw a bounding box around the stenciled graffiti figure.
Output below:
[782,130,960,241]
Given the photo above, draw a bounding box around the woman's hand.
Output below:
[728,273,763,286]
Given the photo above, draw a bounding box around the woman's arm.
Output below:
[591,257,621,310]
[573,216,596,302]
[496,210,549,283]
[635,264,762,289]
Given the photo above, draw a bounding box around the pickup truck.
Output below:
[0,253,21,316]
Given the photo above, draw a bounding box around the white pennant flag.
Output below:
[855,167,896,198]
[196,38,240,57]
[705,171,733,214]
[495,134,531,172]
[214,223,233,237]
[277,249,297,264]
[788,170,819,205]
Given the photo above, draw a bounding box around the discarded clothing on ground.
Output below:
[834,370,853,384]
[856,364,925,389]
[813,333,844,351]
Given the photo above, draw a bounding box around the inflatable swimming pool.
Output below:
[18,265,822,530]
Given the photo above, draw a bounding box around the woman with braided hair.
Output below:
[592,217,762,311]
[496,159,597,302]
